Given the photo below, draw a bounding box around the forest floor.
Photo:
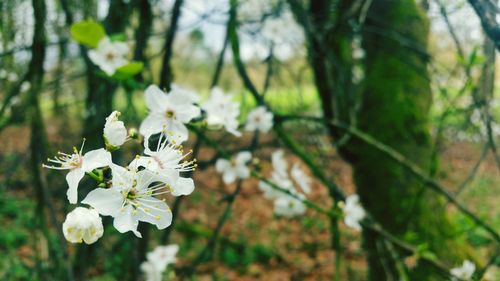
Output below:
[0,119,499,281]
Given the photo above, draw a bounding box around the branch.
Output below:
[467,0,500,51]
[159,0,184,90]
[278,115,500,244]
[228,0,265,105]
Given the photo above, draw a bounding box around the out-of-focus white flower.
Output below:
[171,84,200,103]
[239,0,274,22]
[259,150,311,218]
[450,260,475,281]
[88,37,129,76]
[104,111,128,150]
[147,244,179,271]
[140,244,179,281]
[273,192,306,218]
[0,69,7,79]
[291,163,311,194]
[20,81,31,92]
[342,194,366,231]
[139,85,201,144]
[261,11,302,47]
[140,261,162,281]
[245,106,273,133]
[82,164,173,237]
[7,72,18,82]
[43,141,112,204]
[62,207,103,244]
[271,150,288,178]
[258,172,292,200]
[202,87,241,137]
[215,151,252,184]
[130,132,196,196]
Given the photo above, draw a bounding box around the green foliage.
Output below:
[111,62,144,81]
[70,20,106,48]
[219,242,275,269]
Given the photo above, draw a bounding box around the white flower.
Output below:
[215,151,252,184]
[62,207,103,244]
[88,37,129,76]
[147,244,179,271]
[450,260,475,281]
[342,194,366,231]
[273,193,306,218]
[245,106,273,133]
[258,172,292,200]
[258,150,310,218]
[140,261,162,281]
[291,163,311,194]
[271,150,288,178]
[7,72,18,82]
[104,111,128,149]
[129,132,196,196]
[139,85,201,144]
[171,84,200,103]
[20,81,31,92]
[82,164,173,237]
[140,244,178,281]
[43,141,112,204]
[202,87,241,137]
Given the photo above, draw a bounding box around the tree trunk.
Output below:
[298,0,470,279]
[353,1,467,280]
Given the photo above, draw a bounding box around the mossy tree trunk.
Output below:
[296,0,469,279]
[353,2,468,279]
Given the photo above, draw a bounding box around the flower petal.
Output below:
[136,196,172,229]
[113,205,142,237]
[164,120,188,144]
[66,169,85,204]
[215,159,230,173]
[82,148,112,172]
[171,177,195,196]
[139,114,166,138]
[145,85,168,113]
[222,170,237,184]
[109,163,134,191]
[81,188,123,216]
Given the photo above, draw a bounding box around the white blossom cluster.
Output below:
[141,244,179,281]
[340,194,366,231]
[258,150,311,218]
[88,37,130,76]
[450,260,475,281]
[45,82,275,244]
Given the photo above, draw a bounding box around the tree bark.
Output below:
[297,0,470,279]
[159,0,183,90]
[355,1,469,279]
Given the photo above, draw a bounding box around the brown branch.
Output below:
[279,115,500,244]
[467,0,500,50]
[159,0,184,90]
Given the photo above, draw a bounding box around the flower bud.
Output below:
[104,111,127,150]
[62,207,103,244]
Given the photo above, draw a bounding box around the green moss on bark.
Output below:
[351,0,469,280]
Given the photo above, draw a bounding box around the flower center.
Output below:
[68,154,83,169]
[165,110,175,119]
[126,187,138,200]
[105,52,115,61]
